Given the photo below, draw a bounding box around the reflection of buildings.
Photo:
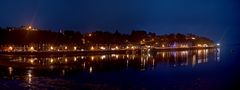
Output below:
[2,48,220,75]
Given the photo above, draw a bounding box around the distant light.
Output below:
[100,55,106,60]
[65,46,68,50]
[162,44,165,47]
[197,44,202,47]
[203,44,208,47]
[28,73,32,78]
[30,59,34,64]
[90,46,94,50]
[50,58,54,63]
[50,46,54,50]
[74,46,77,50]
[81,49,84,51]
[65,58,68,62]
[216,43,220,46]
[9,46,13,51]
[30,46,34,51]
[74,57,77,61]
[131,46,135,49]
[89,67,93,73]
[100,46,106,50]
[27,26,32,30]
[192,37,196,40]
[91,56,94,61]
[88,33,92,37]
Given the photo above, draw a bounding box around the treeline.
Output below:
[0,27,214,46]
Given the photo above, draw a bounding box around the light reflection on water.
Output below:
[0,48,220,89]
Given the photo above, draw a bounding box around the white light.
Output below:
[216,43,220,46]
[89,67,93,73]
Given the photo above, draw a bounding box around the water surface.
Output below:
[0,47,239,90]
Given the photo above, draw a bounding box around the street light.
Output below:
[50,46,54,50]
[74,46,77,50]
[29,46,34,51]
[90,46,94,50]
[8,46,13,51]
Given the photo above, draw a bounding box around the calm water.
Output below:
[0,46,239,90]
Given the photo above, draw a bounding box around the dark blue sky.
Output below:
[0,0,239,44]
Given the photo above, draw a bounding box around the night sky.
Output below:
[0,0,239,44]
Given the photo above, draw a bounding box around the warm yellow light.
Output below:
[9,46,13,51]
[203,44,208,47]
[88,33,92,37]
[50,58,54,63]
[30,59,34,64]
[197,44,202,47]
[90,46,94,50]
[192,37,196,40]
[126,46,129,49]
[91,56,94,61]
[100,55,106,60]
[65,46,68,50]
[74,46,77,50]
[28,73,32,78]
[115,46,119,49]
[74,57,77,61]
[65,58,68,62]
[162,44,165,47]
[100,46,106,50]
[30,46,34,51]
[28,26,32,29]
[50,46,54,50]
[131,46,135,49]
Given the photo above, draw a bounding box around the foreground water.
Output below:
[0,46,239,90]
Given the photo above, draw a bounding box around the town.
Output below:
[0,26,219,53]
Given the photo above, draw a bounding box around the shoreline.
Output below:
[0,46,219,56]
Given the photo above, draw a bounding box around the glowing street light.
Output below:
[126,46,129,49]
[88,33,92,37]
[90,46,94,50]
[192,37,196,40]
[131,46,135,49]
[50,46,54,50]
[8,46,13,51]
[162,44,165,47]
[28,46,35,51]
[74,46,77,50]
[100,46,106,50]
[216,43,220,46]
[65,46,68,50]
